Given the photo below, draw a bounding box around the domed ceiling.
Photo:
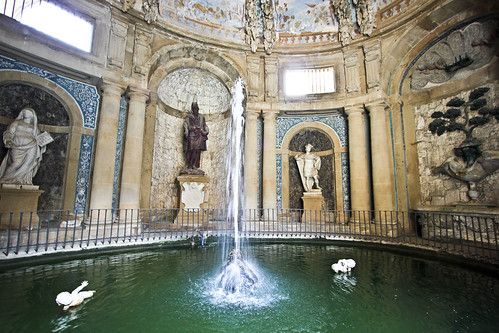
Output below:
[154,0,394,49]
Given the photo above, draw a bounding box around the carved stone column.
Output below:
[345,105,371,212]
[367,101,394,212]
[119,87,150,210]
[90,80,125,211]
[262,110,278,214]
[244,109,260,211]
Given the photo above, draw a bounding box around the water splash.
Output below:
[208,78,278,307]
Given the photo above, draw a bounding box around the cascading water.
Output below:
[205,79,283,307]
[215,78,259,294]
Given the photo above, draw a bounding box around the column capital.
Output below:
[246,109,261,120]
[99,78,126,96]
[344,104,366,116]
[262,109,278,120]
[127,86,150,103]
[365,99,388,113]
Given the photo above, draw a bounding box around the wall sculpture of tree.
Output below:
[428,87,499,200]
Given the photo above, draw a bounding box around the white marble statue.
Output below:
[0,108,53,185]
[295,143,322,192]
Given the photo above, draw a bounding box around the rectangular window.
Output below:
[284,67,336,97]
[1,0,94,52]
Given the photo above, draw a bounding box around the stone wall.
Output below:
[150,108,229,209]
[414,86,499,206]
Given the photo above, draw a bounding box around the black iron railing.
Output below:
[0,208,497,264]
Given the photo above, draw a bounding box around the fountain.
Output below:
[211,78,261,300]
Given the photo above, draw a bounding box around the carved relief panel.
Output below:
[108,18,129,69]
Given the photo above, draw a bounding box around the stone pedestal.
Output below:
[175,174,209,226]
[0,184,43,229]
[301,191,324,223]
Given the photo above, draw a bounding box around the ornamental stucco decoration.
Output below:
[353,0,376,36]
[245,0,259,53]
[142,0,159,23]
[244,0,277,54]
[411,20,498,90]
[121,0,136,11]
[428,87,499,200]
[331,0,356,46]
[262,0,277,54]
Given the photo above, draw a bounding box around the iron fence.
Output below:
[0,208,497,264]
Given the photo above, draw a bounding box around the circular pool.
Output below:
[0,244,497,332]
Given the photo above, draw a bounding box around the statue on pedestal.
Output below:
[182,101,209,175]
[295,143,322,192]
[0,108,53,185]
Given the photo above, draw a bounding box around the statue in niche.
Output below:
[182,101,209,175]
[0,108,53,186]
[295,144,322,192]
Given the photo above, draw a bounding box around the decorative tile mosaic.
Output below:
[112,96,128,211]
[276,114,347,148]
[341,152,351,211]
[74,135,94,213]
[276,154,282,209]
[275,113,350,210]
[256,116,263,209]
[0,55,100,129]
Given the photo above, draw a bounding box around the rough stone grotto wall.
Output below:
[414,85,499,206]
[150,108,229,209]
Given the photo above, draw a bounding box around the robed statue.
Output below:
[0,108,53,185]
[182,101,209,174]
[295,143,321,192]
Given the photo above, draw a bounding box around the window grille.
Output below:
[284,67,336,97]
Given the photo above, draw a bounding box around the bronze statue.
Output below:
[182,102,208,174]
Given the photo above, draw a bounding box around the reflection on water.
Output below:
[333,272,357,292]
[51,307,81,332]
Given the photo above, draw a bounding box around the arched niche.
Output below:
[388,16,499,209]
[142,46,245,209]
[0,71,85,211]
[280,121,346,212]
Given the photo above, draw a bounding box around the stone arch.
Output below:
[0,70,86,210]
[383,11,499,209]
[280,121,346,211]
[146,45,245,93]
[141,45,246,209]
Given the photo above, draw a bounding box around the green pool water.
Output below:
[0,243,497,332]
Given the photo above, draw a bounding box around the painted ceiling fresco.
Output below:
[159,0,245,30]
[157,0,390,39]
[276,0,338,34]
